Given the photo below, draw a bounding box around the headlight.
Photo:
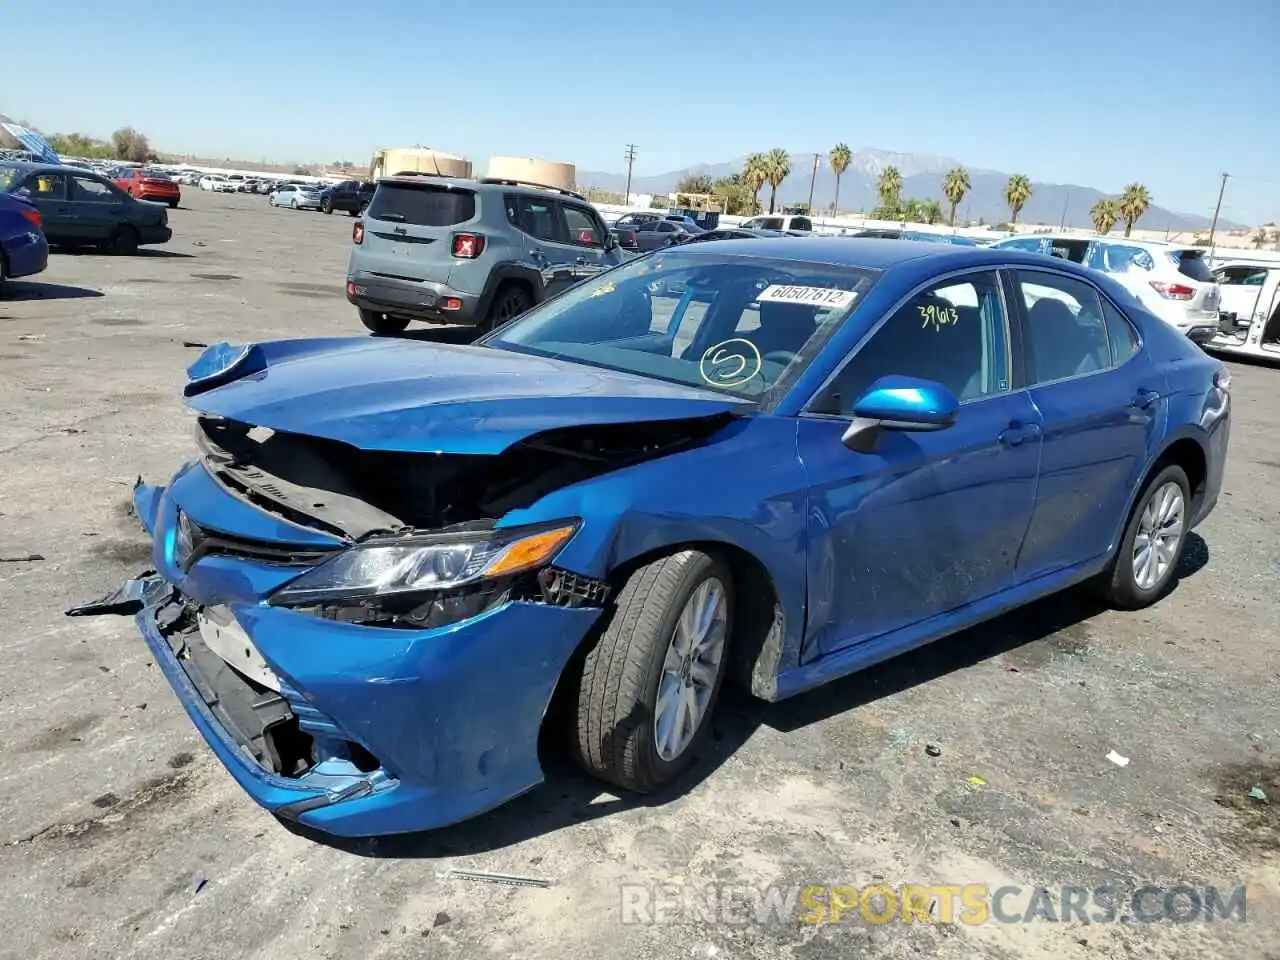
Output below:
[268,521,578,608]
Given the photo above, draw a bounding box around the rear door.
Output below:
[1009,267,1163,579]
[16,172,72,239]
[560,201,613,275]
[359,180,478,283]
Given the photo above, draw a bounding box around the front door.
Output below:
[798,270,1043,657]
[66,175,126,241]
[1008,268,1163,578]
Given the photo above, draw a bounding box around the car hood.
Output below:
[183,337,751,455]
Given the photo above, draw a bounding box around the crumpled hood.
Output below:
[183,337,750,454]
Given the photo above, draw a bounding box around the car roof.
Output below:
[0,160,108,178]
[672,235,1117,277]
[999,232,1189,252]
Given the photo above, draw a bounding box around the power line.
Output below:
[623,144,638,204]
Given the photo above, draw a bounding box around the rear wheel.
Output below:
[101,226,139,256]
[483,282,532,330]
[1094,463,1190,609]
[358,309,409,335]
[322,198,333,215]
[573,550,732,792]
[168,199,178,208]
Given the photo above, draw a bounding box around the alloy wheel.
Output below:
[1132,480,1185,590]
[653,577,727,762]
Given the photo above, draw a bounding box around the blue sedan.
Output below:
[69,238,1230,837]
[0,190,48,287]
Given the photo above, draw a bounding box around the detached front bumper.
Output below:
[81,480,603,838]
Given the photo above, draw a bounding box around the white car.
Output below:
[992,234,1220,341]
[268,184,322,211]
[1204,260,1280,361]
[199,175,234,192]
[739,214,814,232]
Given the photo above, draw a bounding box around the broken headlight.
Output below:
[268,522,578,616]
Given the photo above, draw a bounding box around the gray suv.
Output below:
[346,175,625,334]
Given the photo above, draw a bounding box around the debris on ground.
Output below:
[964,775,986,788]
[17,334,42,341]
[0,554,44,563]
[192,872,208,895]
[446,869,551,889]
[888,729,913,749]
[1106,750,1130,767]
[182,340,209,349]
[1248,786,1269,803]
[925,744,942,757]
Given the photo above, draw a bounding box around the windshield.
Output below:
[0,165,21,191]
[485,252,878,399]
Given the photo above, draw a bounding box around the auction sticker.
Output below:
[757,285,857,309]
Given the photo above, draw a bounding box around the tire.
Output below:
[573,550,733,793]
[290,199,297,209]
[483,282,532,330]
[358,309,410,335]
[322,199,333,215]
[1094,463,1191,609]
[102,226,139,256]
[168,199,178,209]
[0,251,8,293]
[348,208,359,217]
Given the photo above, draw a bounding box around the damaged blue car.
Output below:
[71,239,1230,837]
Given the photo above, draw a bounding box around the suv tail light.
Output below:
[1150,281,1195,300]
[20,207,41,229]
[452,232,485,258]
[352,220,364,245]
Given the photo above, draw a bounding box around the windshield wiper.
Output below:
[376,212,406,222]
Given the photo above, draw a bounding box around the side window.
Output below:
[1102,299,1139,366]
[790,217,813,231]
[23,173,67,200]
[1015,271,1113,384]
[1001,237,1043,253]
[1087,243,1153,274]
[514,197,561,242]
[562,204,603,248]
[820,271,1009,413]
[72,177,122,203]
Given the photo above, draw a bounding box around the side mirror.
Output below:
[841,375,958,451]
[604,232,618,251]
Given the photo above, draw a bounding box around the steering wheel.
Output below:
[764,350,798,367]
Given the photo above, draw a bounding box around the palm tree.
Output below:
[742,153,767,212]
[828,143,852,215]
[1090,198,1119,235]
[1004,174,1032,229]
[763,148,790,214]
[942,166,970,227]
[1117,183,1151,238]
[876,166,903,212]
[919,199,943,225]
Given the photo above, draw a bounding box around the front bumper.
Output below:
[91,478,603,837]
[345,271,481,324]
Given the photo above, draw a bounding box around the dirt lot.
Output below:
[1,190,1278,960]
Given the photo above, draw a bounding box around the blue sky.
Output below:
[3,0,1276,223]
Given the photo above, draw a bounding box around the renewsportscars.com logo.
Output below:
[619,883,1248,926]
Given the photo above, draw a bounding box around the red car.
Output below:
[112,168,180,208]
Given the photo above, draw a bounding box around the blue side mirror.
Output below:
[843,375,958,449]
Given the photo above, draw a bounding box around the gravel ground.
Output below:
[1,190,1278,960]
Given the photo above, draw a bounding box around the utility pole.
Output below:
[1058,190,1070,230]
[623,144,638,206]
[807,153,820,212]
[1206,172,1229,250]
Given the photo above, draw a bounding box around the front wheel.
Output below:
[322,199,333,215]
[290,199,297,209]
[573,550,732,792]
[1094,463,1191,609]
[358,309,409,335]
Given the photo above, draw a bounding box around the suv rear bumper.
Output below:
[346,272,481,325]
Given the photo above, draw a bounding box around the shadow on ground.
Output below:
[0,281,104,301]
[289,534,1209,859]
[53,247,196,260]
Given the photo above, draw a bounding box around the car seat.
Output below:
[1026,298,1101,382]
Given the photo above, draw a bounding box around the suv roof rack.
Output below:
[478,177,586,201]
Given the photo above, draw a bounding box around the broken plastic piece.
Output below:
[192,871,207,894]
[65,574,169,617]
[1106,750,1130,767]
[1248,786,1268,803]
[447,869,551,889]
[925,744,941,757]
[0,553,44,563]
[964,776,986,787]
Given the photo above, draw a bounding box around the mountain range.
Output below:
[578,148,1238,232]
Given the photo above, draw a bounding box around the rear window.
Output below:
[789,217,813,231]
[1169,250,1214,283]
[366,183,476,226]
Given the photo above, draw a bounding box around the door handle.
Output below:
[575,257,587,265]
[1132,389,1160,410]
[999,421,1041,447]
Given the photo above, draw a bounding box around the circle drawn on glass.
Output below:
[699,338,762,388]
